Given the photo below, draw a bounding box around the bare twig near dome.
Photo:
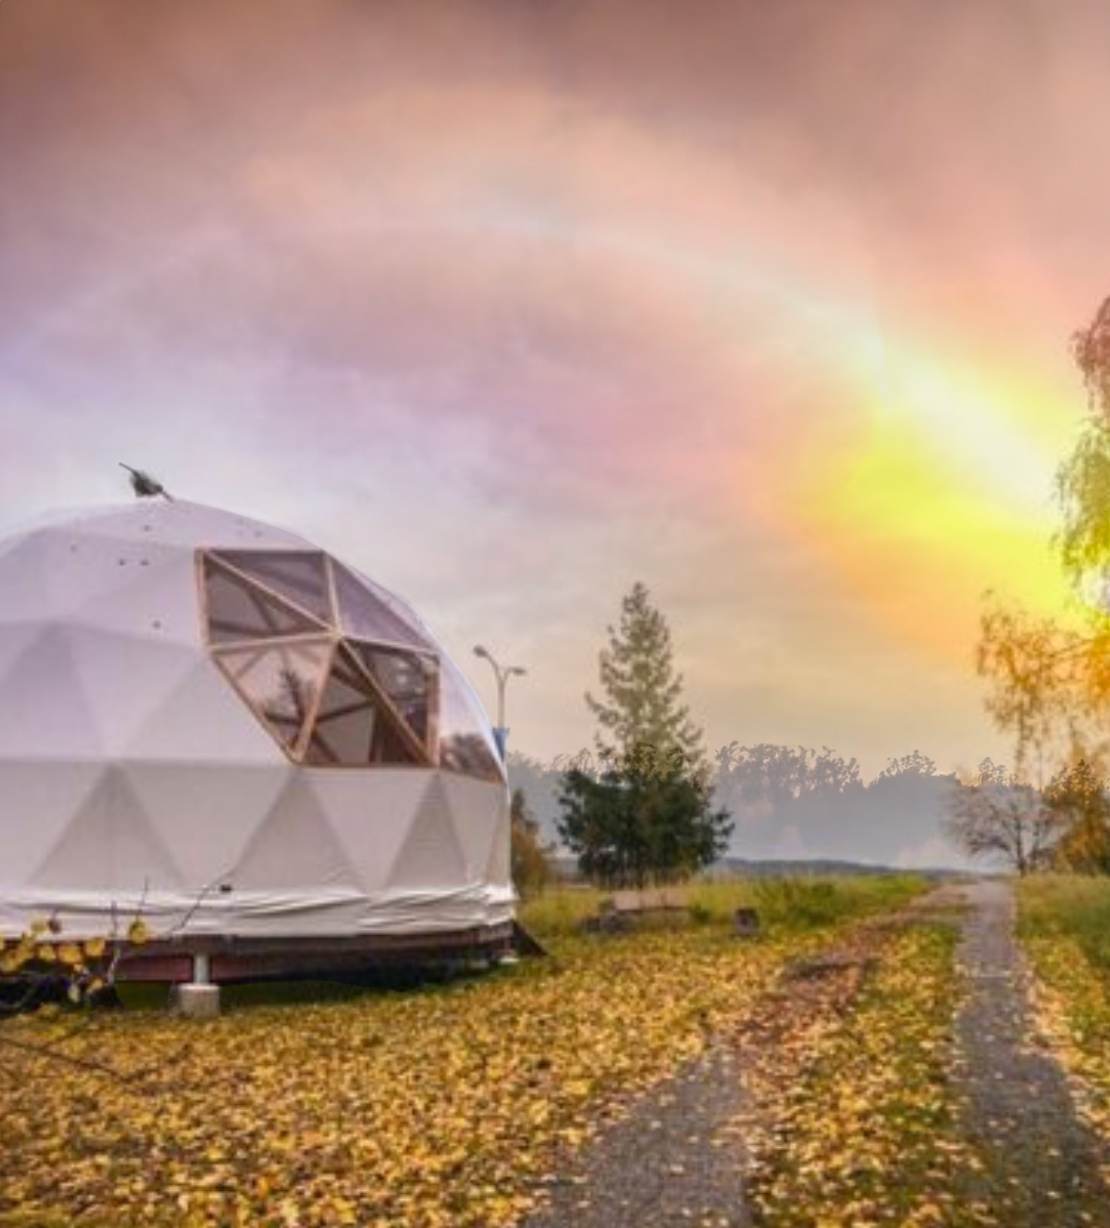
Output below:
[119,463,173,501]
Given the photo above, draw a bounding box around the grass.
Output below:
[114,875,929,1013]
[1018,873,1110,978]
[516,883,605,936]
[519,872,929,939]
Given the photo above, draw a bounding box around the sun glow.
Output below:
[790,338,1081,661]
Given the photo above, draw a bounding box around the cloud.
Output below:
[3,0,1105,776]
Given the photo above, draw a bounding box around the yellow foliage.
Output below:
[743,923,997,1227]
[0,926,833,1226]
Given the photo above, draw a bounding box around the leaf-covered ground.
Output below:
[1,927,837,1228]
[1028,937,1110,1151]
[737,915,996,1227]
[19,878,1098,1228]
[1019,876,1110,1172]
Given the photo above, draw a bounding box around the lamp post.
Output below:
[473,645,526,761]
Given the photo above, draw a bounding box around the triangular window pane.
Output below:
[214,640,331,754]
[347,642,433,744]
[439,732,504,783]
[308,706,377,764]
[211,550,333,624]
[306,645,428,765]
[307,660,376,764]
[333,564,428,649]
[203,557,324,644]
[438,666,505,784]
[371,718,424,765]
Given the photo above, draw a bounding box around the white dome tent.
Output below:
[0,501,513,983]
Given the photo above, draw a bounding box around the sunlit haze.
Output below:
[3,0,1105,782]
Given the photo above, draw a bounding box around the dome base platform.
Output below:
[115,920,516,983]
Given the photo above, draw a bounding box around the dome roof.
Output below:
[0,501,510,947]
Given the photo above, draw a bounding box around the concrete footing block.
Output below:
[170,983,221,1018]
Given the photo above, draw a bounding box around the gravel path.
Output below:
[521,1043,752,1228]
[953,879,1110,1223]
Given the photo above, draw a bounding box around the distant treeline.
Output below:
[507,744,966,868]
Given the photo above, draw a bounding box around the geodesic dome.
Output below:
[0,501,512,957]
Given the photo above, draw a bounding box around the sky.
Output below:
[2,0,1108,780]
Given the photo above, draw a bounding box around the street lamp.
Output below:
[473,645,526,760]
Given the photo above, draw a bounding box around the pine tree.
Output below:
[558,745,732,888]
[585,582,705,772]
[559,585,729,886]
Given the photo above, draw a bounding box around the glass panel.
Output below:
[439,732,504,783]
[333,563,429,649]
[438,663,505,784]
[307,707,377,764]
[214,640,331,753]
[203,557,324,643]
[370,718,424,765]
[347,642,432,744]
[211,550,332,623]
[214,643,269,681]
[303,646,428,766]
[308,659,376,764]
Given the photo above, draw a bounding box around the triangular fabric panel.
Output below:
[440,774,506,883]
[122,761,295,887]
[388,774,468,888]
[231,775,361,890]
[307,772,434,892]
[44,533,180,626]
[66,554,201,648]
[0,621,43,686]
[0,628,106,759]
[0,761,104,886]
[122,658,280,763]
[0,537,64,622]
[62,628,200,757]
[31,766,184,891]
[0,531,31,572]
